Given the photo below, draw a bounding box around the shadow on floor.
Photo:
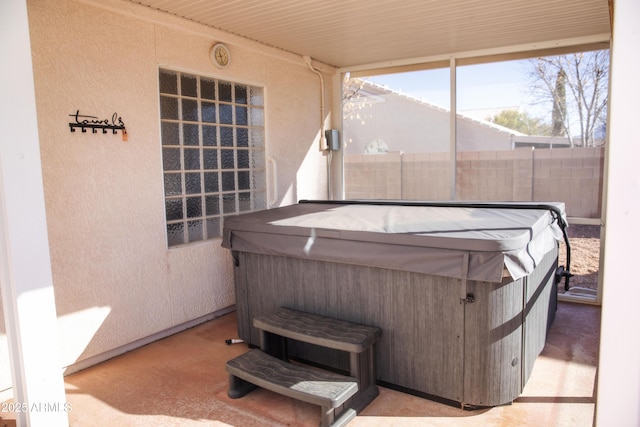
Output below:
[59,301,600,426]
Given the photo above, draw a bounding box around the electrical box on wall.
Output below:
[325,129,340,151]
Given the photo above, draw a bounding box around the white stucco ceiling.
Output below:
[128,0,611,69]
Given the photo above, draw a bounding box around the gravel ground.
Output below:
[558,224,601,291]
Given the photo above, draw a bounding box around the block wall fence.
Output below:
[345,147,604,218]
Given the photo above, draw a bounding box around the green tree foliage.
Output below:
[488,109,551,136]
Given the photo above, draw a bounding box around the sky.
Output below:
[367,59,541,121]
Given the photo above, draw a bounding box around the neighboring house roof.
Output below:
[345,80,530,153]
[360,80,527,137]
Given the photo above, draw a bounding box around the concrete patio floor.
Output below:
[2,301,600,426]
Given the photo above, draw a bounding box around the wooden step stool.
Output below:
[226,307,381,427]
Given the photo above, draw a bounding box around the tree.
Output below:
[551,70,566,136]
[527,50,609,147]
[489,109,552,136]
[342,76,369,124]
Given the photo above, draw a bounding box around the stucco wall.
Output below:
[0,0,334,393]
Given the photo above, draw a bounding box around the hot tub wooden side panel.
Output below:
[463,278,525,406]
[233,253,466,403]
[523,245,559,384]
[461,246,558,406]
[231,248,558,407]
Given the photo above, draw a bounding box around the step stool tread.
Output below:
[253,307,381,353]
[226,349,358,408]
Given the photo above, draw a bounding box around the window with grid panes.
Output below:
[159,69,266,247]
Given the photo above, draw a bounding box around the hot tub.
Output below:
[222,200,568,408]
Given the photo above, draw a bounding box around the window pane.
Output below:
[221,150,235,169]
[185,172,201,194]
[237,149,249,169]
[219,81,232,102]
[220,126,233,147]
[202,125,217,146]
[184,148,200,170]
[167,222,185,247]
[222,171,235,191]
[249,128,264,147]
[162,147,181,171]
[160,96,179,120]
[222,194,236,213]
[182,99,199,122]
[201,78,216,100]
[253,170,266,191]
[183,124,199,146]
[187,220,203,241]
[206,218,221,238]
[250,87,264,106]
[237,128,248,147]
[204,172,218,193]
[164,173,182,196]
[253,191,266,210]
[236,106,248,125]
[235,85,248,104]
[220,104,233,124]
[181,74,197,97]
[165,198,183,221]
[239,192,252,211]
[205,195,220,215]
[249,108,264,126]
[202,101,216,123]
[186,197,202,218]
[161,122,180,145]
[159,70,178,94]
[456,52,607,215]
[203,149,217,170]
[250,149,265,169]
[238,171,250,190]
[343,69,452,200]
